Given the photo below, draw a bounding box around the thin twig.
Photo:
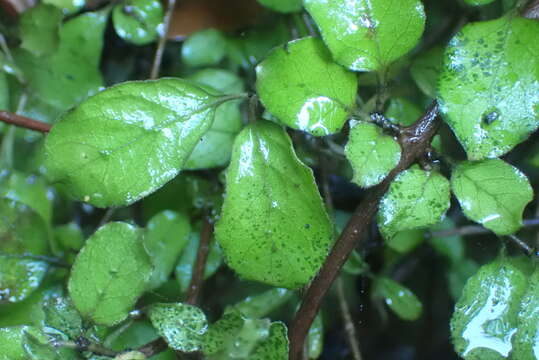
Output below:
[288,101,441,360]
[137,338,169,358]
[0,111,51,133]
[427,218,539,238]
[185,216,213,305]
[523,0,539,19]
[56,340,118,357]
[336,278,363,360]
[150,0,176,79]
[507,234,535,256]
[97,208,115,228]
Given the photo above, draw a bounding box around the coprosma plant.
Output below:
[0,0,538,358]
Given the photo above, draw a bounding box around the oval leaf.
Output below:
[304,0,426,71]
[451,159,533,235]
[215,121,333,289]
[112,0,164,45]
[68,222,152,326]
[373,277,422,321]
[256,37,358,136]
[438,15,539,159]
[345,121,401,188]
[377,166,450,240]
[19,4,62,56]
[44,79,221,207]
[181,29,227,68]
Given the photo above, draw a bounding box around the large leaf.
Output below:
[68,222,152,326]
[45,79,224,207]
[304,0,426,71]
[438,15,539,159]
[215,121,333,289]
[345,121,401,188]
[257,0,302,13]
[112,0,164,45]
[377,166,450,240]
[19,4,62,57]
[451,160,533,235]
[256,37,358,136]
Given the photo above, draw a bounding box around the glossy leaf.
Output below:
[182,29,227,68]
[186,69,245,169]
[215,121,333,289]
[385,97,422,126]
[43,0,85,13]
[0,326,44,360]
[451,258,529,359]
[257,0,302,13]
[43,296,82,340]
[451,159,533,235]
[373,277,422,321]
[250,322,288,360]
[410,46,444,98]
[112,0,164,45]
[148,302,208,352]
[19,4,62,57]
[202,309,245,355]
[233,288,292,319]
[438,15,539,159]
[345,121,401,188]
[377,166,450,240]
[22,330,79,360]
[0,256,48,303]
[256,37,357,136]
[304,0,426,71]
[68,222,152,326]
[144,210,190,290]
[44,78,221,207]
[512,267,539,359]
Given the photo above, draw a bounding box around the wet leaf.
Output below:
[109,320,175,360]
[44,78,222,207]
[182,29,227,68]
[19,4,62,57]
[451,159,533,235]
[0,256,48,303]
[215,121,333,289]
[385,97,422,126]
[202,309,245,355]
[233,288,293,319]
[250,322,288,360]
[68,222,152,326]
[257,0,302,13]
[451,257,529,359]
[410,46,444,98]
[256,37,358,136]
[373,277,422,321]
[512,267,539,359]
[144,210,190,290]
[23,329,79,359]
[304,0,426,71]
[43,296,82,340]
[113,0,164,45]
[345,121,401,188]
[0,326,44,360]
[148,303,207,352]
[438,15,539,159]
[377,166,450,240]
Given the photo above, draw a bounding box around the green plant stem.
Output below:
[288,101,441,360]
[150,0,176,79]
[0,110,51,133]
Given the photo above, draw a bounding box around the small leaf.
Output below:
[148,303,207,352]
[345,121,401,188]
[438,15,539,159]
[385,97,422,126]
[181,29,227,68]
[68,222,152,326]
[0,256,49,303]
[451,159,533,235]
[43,0,84,13]
[410,46,444,98]
[427,218,465,263]
[109,320,175,359]
[512,267,539,359]
[377,166,450,240]
[145,210,191,290]
[43,296,83,340]
[112,0,164,45]
[373,277,422,321]
[257,0,302,13]
[307,314,323,359]
[250,322,288,360]
[23,330,78,360]
[44,78,222,207]
[304,0,426,71]
[233,288,293,319]
[256,37,358,136]
[202,309,245,355]
[386,229,424,254]
[19,4,62,56]
[215,121,333,289]
[54,223,84,253]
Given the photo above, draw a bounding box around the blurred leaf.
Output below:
[113,0,164,45]
[307,313,323,359]
[43,0,85,13]
[447,259,479,301]
[109,320,175,360]
[0,72,8,111]
[386,228,424,254]
[342,250,369,276]
[202,309,245,356]
[257,0,302,13]
[373,277,422,321]
[0,326,45,360]
[0,256,48,303]
[53,223,84,254]
[385,97,422,126]
[410,46,443,99]
[43,296,82,340]
[428,218,465,263]
[233,288,292,319]
[182,29,227,67]
[19,4,62,57]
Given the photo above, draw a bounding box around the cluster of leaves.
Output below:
[0,0,538,358]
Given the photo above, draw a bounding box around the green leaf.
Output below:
[345,121,401,188]
[0,72,8,111]
[304,0,426,71]
[451,159,533,235]
[186,69,245,169]
[0,326,44,360]
[112,0,164,45]
[386,229,424,254]
[256,37,358,136]
[44,78,223,207]
[250,322,288,360]
[438,15,539,159]
[19,4,62,57]
[22,330,79,360]
[373,277,422,321]
[43,296,83,340]
[342,250,369,276]
[512,267,539,359]
[377,166,450,240]
[182,29,227,68]
[215,121,333,289]
[307,314,323,359]
[410,46,444,98]
[0,256,49,303]
[145,210,190,290]
[451,257,529,359]
[464,0,495,5]
[427,218,465,263]
[43,0,85,13]
[109,320,175,360]
[233,288,293,319]
[202,309,245,355]
[385,97,422,126]
[148,302,207,352]
[447,259,479,301]
[54,223,84,253]
[257,0,302,13]
[68,222,152,326]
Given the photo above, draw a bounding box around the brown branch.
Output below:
[523,0,539,19]
[0,111,51,133]
[150,0,176,79]
[427,218,539,238]
[288,101,441,360]
[185,216,213,305]
[137,338,169,358]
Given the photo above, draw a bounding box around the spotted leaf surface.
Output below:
[215,121,333,289]
[68,222,152,326]
[451,160,533,235]
[44,79,220,207]
[250,322,289,360]
[304,0,425,71]
[112,0,163,45]
[345,121,401,188]
[439,15,539,160]
[256,37,357,136]
[512,267,539,359]
[377,166,450,240]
